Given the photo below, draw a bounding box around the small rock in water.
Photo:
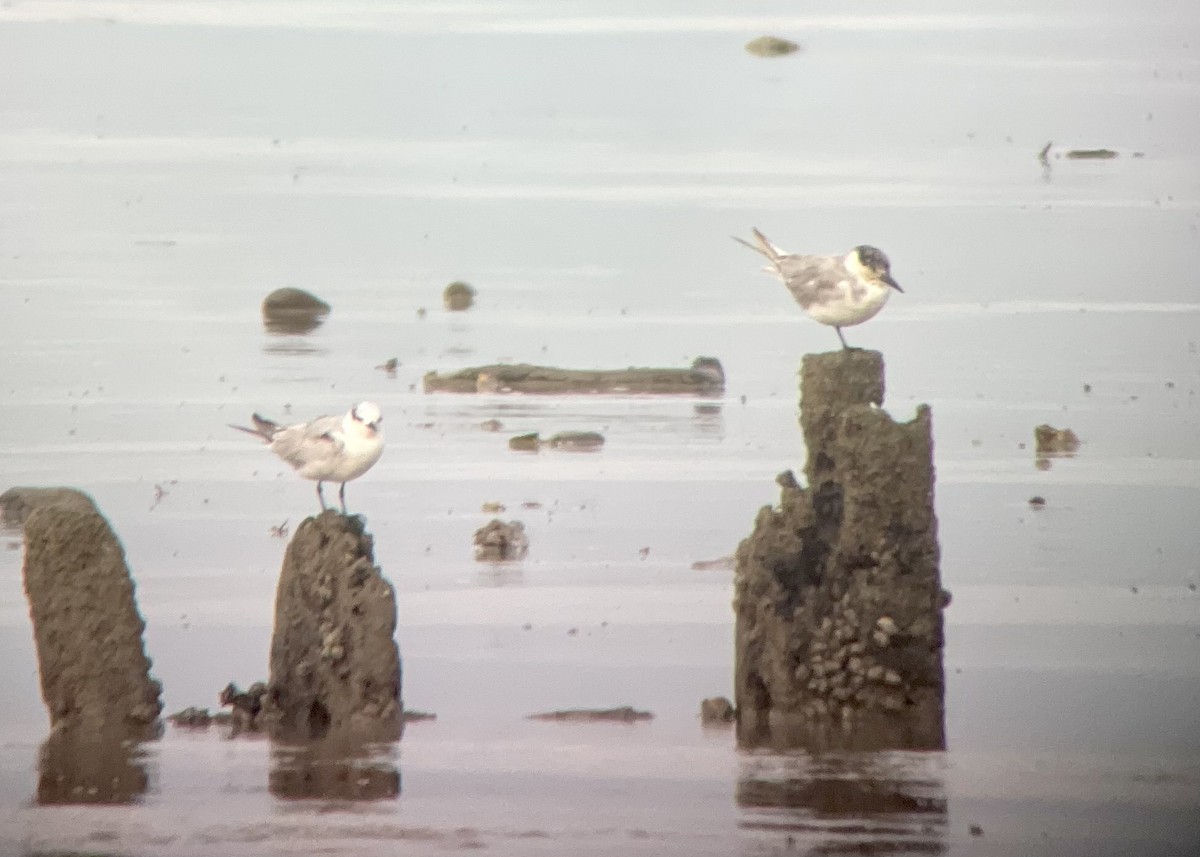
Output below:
[1034,424,1081,456]
[261,288,330,334]
[508,432,541,452]
[969,824,984,837]
[168,706,213,728]
[1065,148,1118,159]
[481,501,506,513]
[745,35,801,57]
[700,696,735,724]
[443,280,476,311]
[473,519,529,561]
[546,431,605,451]
[375,357,400,375]
[480,418,504,432]
[1028,496,1046,509]
[219,681,268,735]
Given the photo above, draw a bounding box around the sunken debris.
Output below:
[527,707,653,722]
[423,357,725,395]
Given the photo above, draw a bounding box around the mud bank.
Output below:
[734,351,946,751]
[17,487,163,740]
[423,357,725,395]
[262,512,402,741]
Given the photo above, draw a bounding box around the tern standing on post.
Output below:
[736,228,903,350]
[230,401,384,513]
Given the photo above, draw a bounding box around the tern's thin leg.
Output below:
[835,327,849,350]
[317,481,328,510]
[338,482,347,514]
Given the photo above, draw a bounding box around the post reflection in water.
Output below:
[691,401,725,437]
[737,751,947,855]
[261,304,329,356]
[36,730,153,805]
[269,738,400,801]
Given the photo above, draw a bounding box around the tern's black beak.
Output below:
[882,273,903,293]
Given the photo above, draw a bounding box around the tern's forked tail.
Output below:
[228,413,280,442]
[732,227,786,264]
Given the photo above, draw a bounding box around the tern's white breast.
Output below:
[804,278,893,327]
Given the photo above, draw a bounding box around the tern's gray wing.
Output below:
[771,254,847,310]
[269,414,344,470]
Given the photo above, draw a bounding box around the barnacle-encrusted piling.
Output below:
[261,511,402,741]
[734,351,946,750]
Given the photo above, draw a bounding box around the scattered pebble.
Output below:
[473,519,529,561]
[969,824,984,837]
[443,281,476,311]
[700,696,736,724]
[745,35,801,57]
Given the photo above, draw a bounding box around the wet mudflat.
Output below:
[1,0,1199,854]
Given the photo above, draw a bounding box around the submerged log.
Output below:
[261,512,402,742]
[16,488,163,740]
[423,357,725,395]
[734,351,946,751]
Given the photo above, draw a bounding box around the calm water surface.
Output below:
[1,0,1198,854]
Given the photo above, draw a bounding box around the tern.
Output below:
[736,228,903,349]
[230,401,384,513]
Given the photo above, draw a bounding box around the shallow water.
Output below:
[2,0,1199,854]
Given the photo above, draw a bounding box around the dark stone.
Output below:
[700,696,736,724]
[20,489,163,739]
[219,681,268,734]
[261,287,330,334]
[261,512,402,741]
[168,706,213,728]
[734,351,945,751]
[745,36,801,57]
[1034,424,1080,456]
[443,280,476,311]
[546,431,605,450]
[508,432,542,452]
